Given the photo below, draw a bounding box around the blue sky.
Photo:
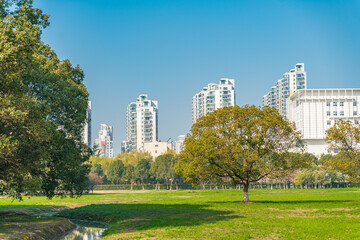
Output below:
[34,0,360,154]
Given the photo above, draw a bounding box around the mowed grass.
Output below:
[0,188,359,239]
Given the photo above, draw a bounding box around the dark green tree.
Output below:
[106,160,125,184]
[134,159,151,186]
[0,0,90,199]
[91,163,104,176]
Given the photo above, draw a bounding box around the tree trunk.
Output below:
[243,182,249,202]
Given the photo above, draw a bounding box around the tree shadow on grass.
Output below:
[56,203,242,235]
[211,200,353,204]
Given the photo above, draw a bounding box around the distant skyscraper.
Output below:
[82,101,92,148]
[94,124,114,158]
[262,63,306,117]
[124,94,158,152]
[174,135,186,154]
[192,78,235,123]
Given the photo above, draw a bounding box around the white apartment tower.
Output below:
[82,101,92,148]
[94,124,114,158]
[124,94,158,152]
[192,78,235,123]
[174,134,186,154]
[262,63,306,117]
[287,89,360,155]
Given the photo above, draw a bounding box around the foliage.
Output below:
[106,160,125,184]
[325,119,360,181]
[0,0,90,199]
[176,105,307,201]
[116,151,152,166]
[88,173,103,188]
[150,153,182,184]
[133,159,152,184]
[91,163,104,176]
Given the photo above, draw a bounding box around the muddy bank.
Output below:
[0,212,76,240]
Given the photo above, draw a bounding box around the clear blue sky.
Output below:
[34,0,360,154]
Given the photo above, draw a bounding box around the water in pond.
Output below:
[59,225,105,240]
[58,220,109,240]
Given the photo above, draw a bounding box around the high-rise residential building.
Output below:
[262,63,306,117]
[192,78,235,123]
[174,135,186,154]
[124,94,158,152]
[82,101,92,147]
[94,124,114,158]
[287,89,360,155]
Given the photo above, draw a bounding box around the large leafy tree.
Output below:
[176,105,306,202]
[325,119,360,181]
[0,0,90,199]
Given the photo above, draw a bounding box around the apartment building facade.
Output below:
[262,63,306,117]
[94,123,114,158]
[192,78,235,123]
[287,89,360,155]
[124,94,158,152]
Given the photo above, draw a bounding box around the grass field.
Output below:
[0,188,359,239]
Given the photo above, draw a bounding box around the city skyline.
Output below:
[34,0,360,154]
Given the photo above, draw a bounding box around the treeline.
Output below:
[88,151,352,190]
[88,150,184,188]
[293,153,349,188]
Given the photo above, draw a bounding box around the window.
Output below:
[335,119,339,124]
[354,111,358,116]
[355,120,359,125]
[340,111,344,116]
[327,120,331,125]
[333,111,337,116]
[333,102,337,106]
[326,111,330,116]
[326,102,330,107]
[354,101,357,106]
[340,102,344,106]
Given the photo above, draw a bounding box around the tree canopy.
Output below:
[325,119,360,181]
[176,105,307,202]
[0,0,90,199]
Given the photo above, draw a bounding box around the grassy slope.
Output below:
[1,188,359,239]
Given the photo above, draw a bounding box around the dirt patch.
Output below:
[324,207,359,212]
[49,198,151,209]
[93,190,154,194]
[172,196,192,199]
[2,205,69,216]
[0,212,75,240]
[253,234,283,240]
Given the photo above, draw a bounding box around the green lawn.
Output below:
[1,188,359,239]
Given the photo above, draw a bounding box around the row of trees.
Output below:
[88,151,183,188]
[293,154,348,188]
[175,106,360,202]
